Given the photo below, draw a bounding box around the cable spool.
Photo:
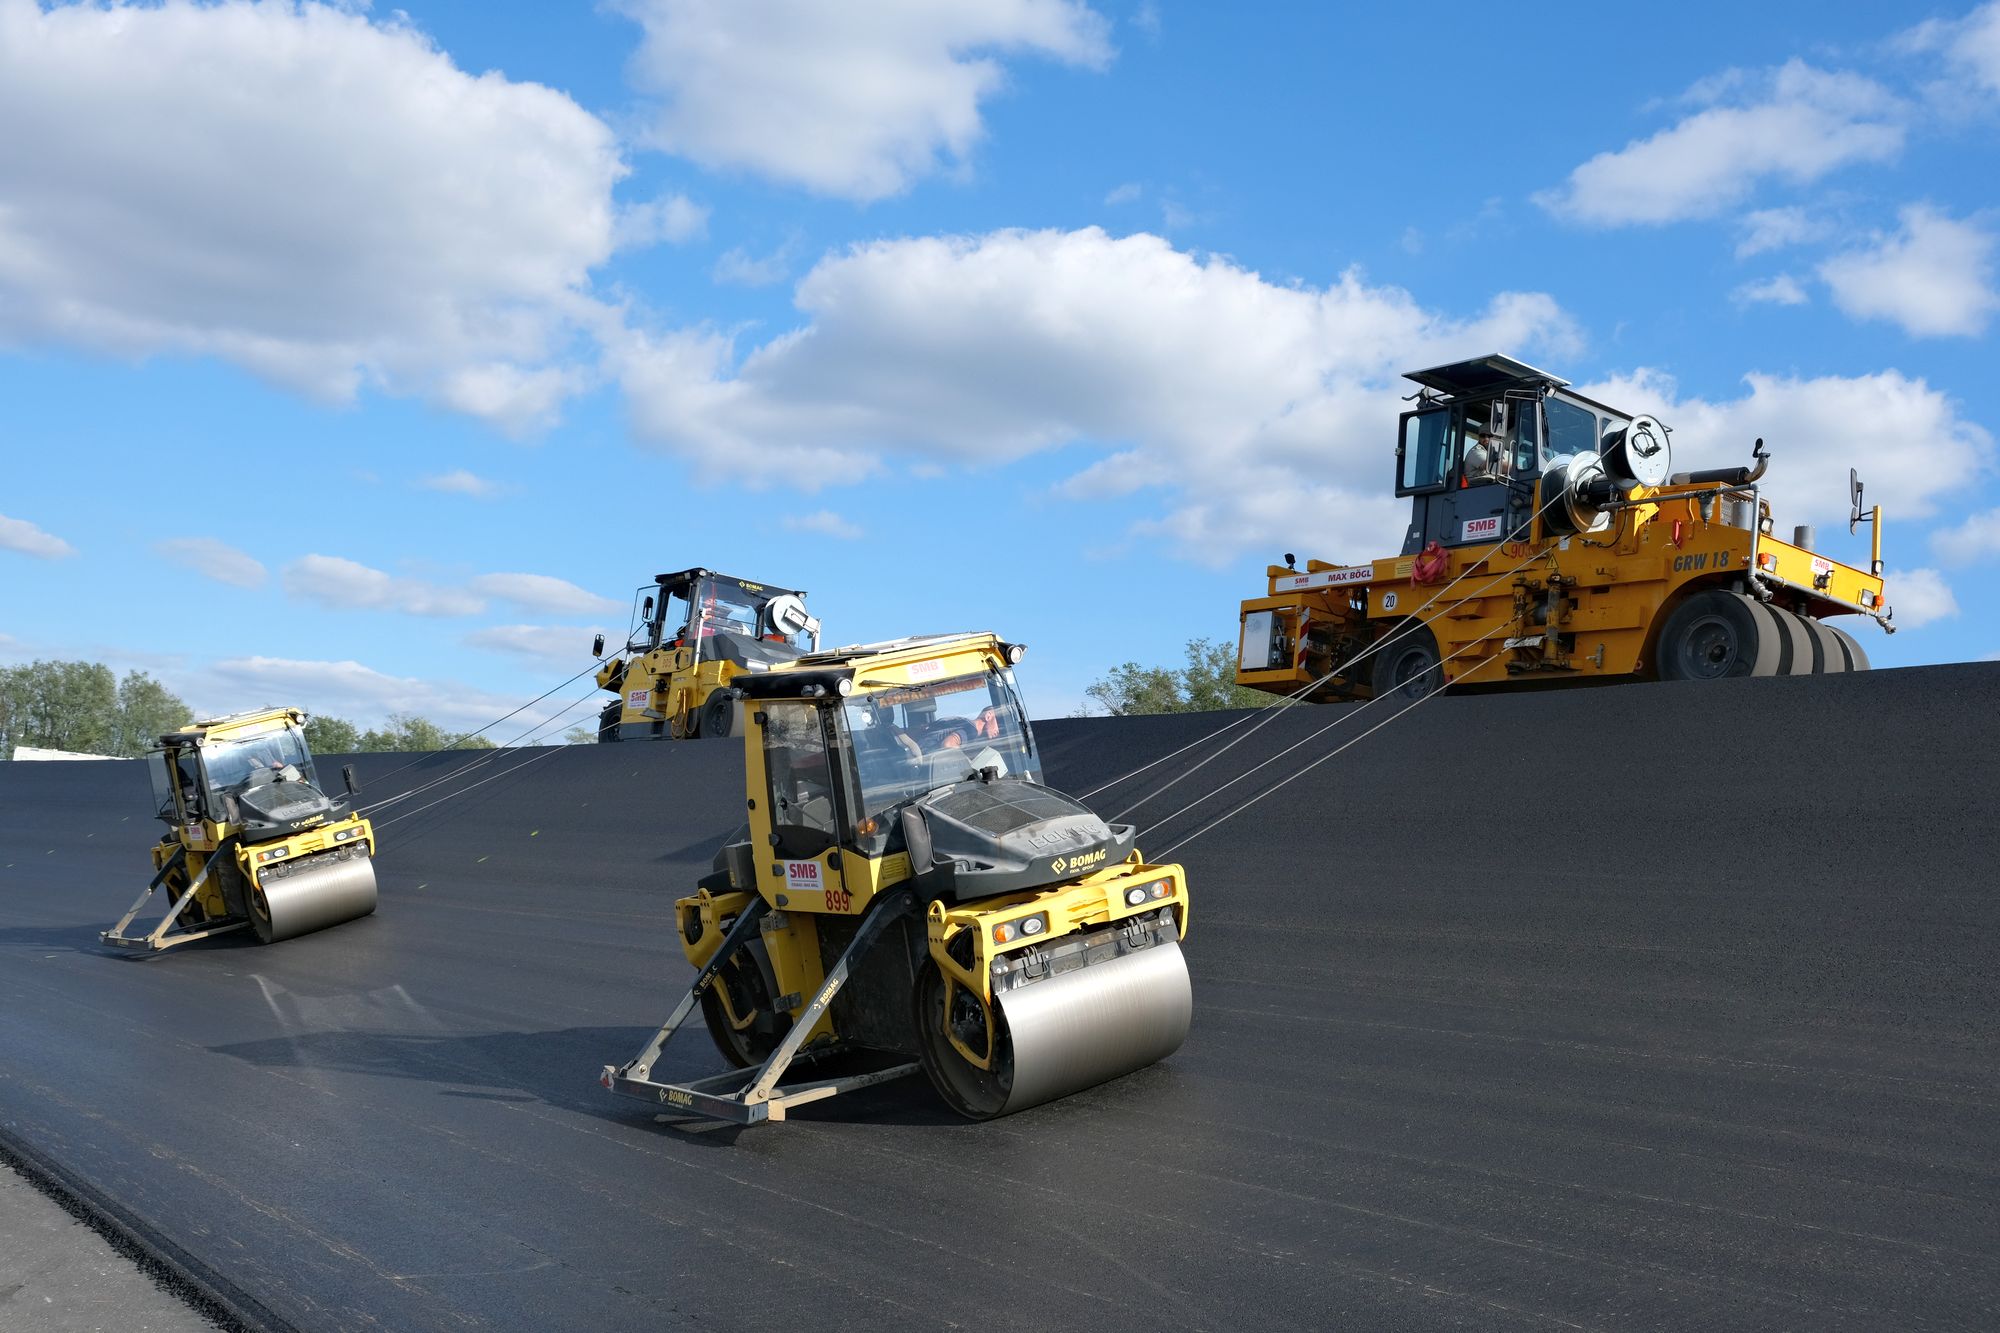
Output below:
[1601,414,1672,488]
[1541,452,1617,537]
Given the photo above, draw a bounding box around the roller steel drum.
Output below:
[248,849,378,943]
[994,938,1192,1115]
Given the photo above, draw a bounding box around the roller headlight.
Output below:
[993,912,1049,944]
[1126,887,1149,906]
[258,847,289,863]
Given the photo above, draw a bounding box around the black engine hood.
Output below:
[900,778,1136,903]
[234,780,341,844]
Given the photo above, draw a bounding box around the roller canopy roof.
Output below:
[1403,354,1568,397]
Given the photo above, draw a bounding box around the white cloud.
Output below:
[613,0,1113,200]
[0,512,75,559]
[467,573,621,617]
[203,654,568,734]
[616,226,1583,562]
[418,469,504,500]
[1931,507,2000,564]
[283,555,484,617]
[1574,367,1992,529]
[782,509,865,540]
[1884,568,1959,629]
[1104,182,1142,205]
[1732,274,1809,307]
[712,241,798,288]
[0,0,626,433]
[463,624,607,667]
[1818,205,1999,338]
[614,192,709,248]
[1735,206,1824,257]
[1537,61,1904,226]
[1900,2,2000,100]
[155,536,265,587]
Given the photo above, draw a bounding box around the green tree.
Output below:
[1084,637,1279,716]
[357,713,497,752]
[562,725,598,745]
[108,671,194,757]
[304,714,363,753]
[0,659,119,755]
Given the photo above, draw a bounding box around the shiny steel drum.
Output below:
[918,931,1192,1119]
[996,939,1192,1115]
[247,849,378,943]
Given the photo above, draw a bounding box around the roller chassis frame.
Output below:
[100,844,250,952]
[602,889,924,1124]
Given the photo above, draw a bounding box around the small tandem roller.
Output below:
[103,707,377,952]
[604,632,1192,1123]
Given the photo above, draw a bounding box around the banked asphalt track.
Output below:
[2,664,1998,1331]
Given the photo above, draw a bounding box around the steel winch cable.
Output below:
[369,688,606,831]
[350,655,611,802]
[1099,486,1568,821]
[1148,626,1502,860]
[360,684,606,819]
[1126,542,1558,843]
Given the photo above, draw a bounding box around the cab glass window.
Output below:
[1399,410,1451,491]
[1545,397,1598,461]
[763,703,840,857]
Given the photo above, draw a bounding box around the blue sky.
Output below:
[3,0,1997,734]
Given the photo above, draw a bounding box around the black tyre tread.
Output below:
[1369,621,1443,701]
[1827,623,1872,671]
[1763,605,1812,676]
[1657,590,1780,681]
[1801,616,1848,674]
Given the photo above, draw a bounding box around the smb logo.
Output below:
[1461,516,1502,541]
[785,860,822,890]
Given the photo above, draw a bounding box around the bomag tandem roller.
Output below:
[593,567,821,741]
[1238,354,1890,702]
[604,632,1192,1123]
[103,707,377,952]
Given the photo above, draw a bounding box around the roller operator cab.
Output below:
[102,707,378,953]
[603,633,1193,1124]
[1238,353,1890,703]
[593,567,821,741]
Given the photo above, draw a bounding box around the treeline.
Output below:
[0,659,492,758]
[303,714,495,754]
[1083,637,1279,715]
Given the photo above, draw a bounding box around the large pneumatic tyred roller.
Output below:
[604,632,1192,1124]
[103,707,377,953]
[1238,353,1889,704]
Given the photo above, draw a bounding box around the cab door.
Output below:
[1396,398,1537,553]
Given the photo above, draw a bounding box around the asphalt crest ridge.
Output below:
[2,663,1997,1331]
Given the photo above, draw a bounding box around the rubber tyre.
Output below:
[596,700,621,743]
[1764,608,1813,676]
[1828,624,1871,671]
[699,943,784,1069]
[1800,617,1849,674]
[1657,590,1781,680]
[913,962,1013,1121]
[1370,622,1443,702]
[700,690,736,740]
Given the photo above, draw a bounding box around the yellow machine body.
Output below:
[1237,355,1889,701]
[605,633,1192,1124]
[106,707,379,952]
[593,567,820,741]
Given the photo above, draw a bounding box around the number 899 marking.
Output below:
[823,885,853,912]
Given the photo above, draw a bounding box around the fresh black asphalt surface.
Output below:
[2,664,1997,1331]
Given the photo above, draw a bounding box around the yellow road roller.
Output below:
[593,567,820,741]
[603,632,1192,1123]
[103,707,377,952]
